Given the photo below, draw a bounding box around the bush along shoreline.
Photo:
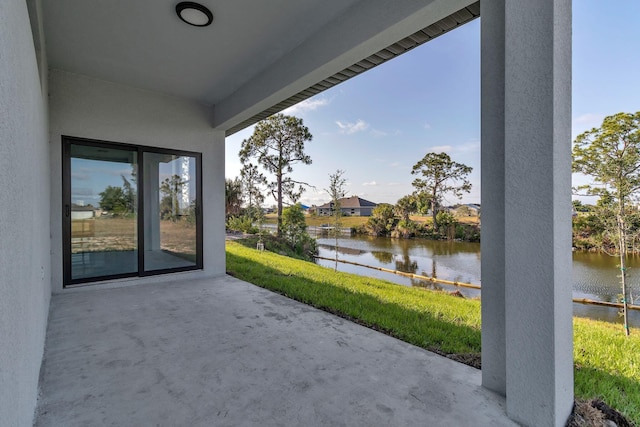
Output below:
[352,220,480,242]
[351,208,481,243]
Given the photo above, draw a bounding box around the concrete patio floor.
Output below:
[35,275,517,426]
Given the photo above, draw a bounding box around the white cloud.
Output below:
[306,196,328,202]
[387,182,402,186]
[574,113,604,125]
[362,181,377,186]
[429,145,454,153]
[283,97,329,115]
[300,192,331,207]
[572,113,605,137]
[336,119,369,134]
[390,161,401,168]
[425,140,480,155]
[458,140,481,152]
[424,123,432,130]
[370,129,388,137]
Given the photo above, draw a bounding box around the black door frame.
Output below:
[62,135,203,287]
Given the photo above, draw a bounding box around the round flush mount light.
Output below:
[176,2,213,27]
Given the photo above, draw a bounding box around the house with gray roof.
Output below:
[453,203,481,217]
[316,196,377,216]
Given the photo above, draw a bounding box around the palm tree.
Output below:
[225,178,243,216]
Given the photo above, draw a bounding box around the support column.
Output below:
[480,1,573,426]
[144,159,161,251]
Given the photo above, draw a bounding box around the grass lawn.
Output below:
[574,318,640,423]
[226,241,640,423]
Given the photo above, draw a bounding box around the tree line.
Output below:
[572,111,640,336]
[351,151,476,241]
[226,110,640,336]
[226,113,478,253]
[98,172,195,223]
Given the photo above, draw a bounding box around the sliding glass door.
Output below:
[143,152,199,273]
[64,142,139,282]
[63,137,202,286]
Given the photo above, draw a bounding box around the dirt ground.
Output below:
[567,399,633,427]
[71,217,195,255]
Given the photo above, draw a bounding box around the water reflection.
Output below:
[395,255,418,275]
[316,235,481,297]
[573,251,640,304]
[371,250,393,264]
[315,234,640,325]
[411,259,445,292]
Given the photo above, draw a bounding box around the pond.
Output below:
[314,233,640,326]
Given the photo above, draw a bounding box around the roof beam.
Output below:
[214,0,479,135]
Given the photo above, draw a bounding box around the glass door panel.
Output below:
[63,138,202,286]
[143,153,198,272]
[68,144,138,282]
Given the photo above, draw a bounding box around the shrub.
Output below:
[235,233,316,262]
[454,223,481,242]
[391,219,417,239]
[366,203,398,236]
[281,204,317,259]
[226,215,258,234]
[434,211,460,240]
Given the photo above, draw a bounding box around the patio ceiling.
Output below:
[42,0,478,135]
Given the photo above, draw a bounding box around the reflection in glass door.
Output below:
[63,138,202,286]
[65,143,138,282]
[143,153,199,272]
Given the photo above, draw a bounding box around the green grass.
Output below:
[234,234,315,261]
[226,241,640,423]
[574,318,640,422]
[226,241,480,354]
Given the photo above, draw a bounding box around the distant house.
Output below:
[316,196,377,217]
[453,204,481,217]
[70,205,99,220]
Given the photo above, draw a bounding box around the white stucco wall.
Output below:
[481,1,573,425]
[49,69,225,292]
[0,0,51,425]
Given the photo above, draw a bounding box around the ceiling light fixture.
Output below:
[176,2,213,27]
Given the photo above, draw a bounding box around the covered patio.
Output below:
[2,0,572,425]
[35,275,516,426]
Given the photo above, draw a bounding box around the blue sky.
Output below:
[226,1,640,207]
[71,156,196,209]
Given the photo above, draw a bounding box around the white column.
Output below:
[181,156,190,210]
[144,159,161,251]
[480,1,573,426]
